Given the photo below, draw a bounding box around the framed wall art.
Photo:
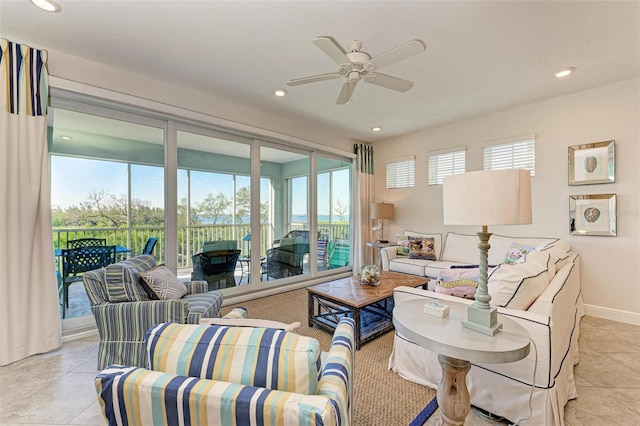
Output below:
[568,140,615,185]
[569,194,616,236]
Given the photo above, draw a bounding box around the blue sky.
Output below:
[51,156,163,208]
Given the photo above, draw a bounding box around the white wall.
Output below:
[373,77,640,324]
[45,48,355,152]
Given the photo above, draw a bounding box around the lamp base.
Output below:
[462,303,502,336]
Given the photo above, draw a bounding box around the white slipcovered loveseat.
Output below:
[382,231,583,425]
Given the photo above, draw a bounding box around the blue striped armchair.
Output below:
[95,317,355,426]
[82,255,223,370]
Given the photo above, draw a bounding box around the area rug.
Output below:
[222,288,437,425]
[410,396,439,425]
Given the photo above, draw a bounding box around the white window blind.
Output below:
[483,136,535,176]
[386,157,415,189]
[428,148,466,185]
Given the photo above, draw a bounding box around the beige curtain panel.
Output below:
[353,143,375,271]
[0,39,61,366]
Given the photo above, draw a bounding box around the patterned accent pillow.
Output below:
[138,265,188,300]
[396,236,411,256]
[503,243,535,264]
[104,255,157,302]
[436,267,484,299]
[408,237,437,260]
[146,322,321,395]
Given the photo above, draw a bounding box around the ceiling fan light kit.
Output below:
[287,36,426,105]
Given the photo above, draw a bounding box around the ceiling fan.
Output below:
[287,36,426,105]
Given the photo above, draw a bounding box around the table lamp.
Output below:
[371,202,395,243]
[443,169,532,336]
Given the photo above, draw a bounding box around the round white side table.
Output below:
[393,298,530,425]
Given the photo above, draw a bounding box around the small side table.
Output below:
[366,241,394,267]
[393,298,530,425]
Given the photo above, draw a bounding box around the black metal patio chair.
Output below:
[68,237,106,249]
[61,245,116,317]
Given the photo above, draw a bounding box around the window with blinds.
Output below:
[386,157,415,189]
[483,136,535,176]
[427,148,466,185]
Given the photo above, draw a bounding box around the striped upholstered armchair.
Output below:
[82,255,223,370]
[95,316,355,425]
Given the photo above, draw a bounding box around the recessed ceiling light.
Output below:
[273,89,287,97]
[28,0,62,12]
[371,126,382,132]
[60,135,72,140]
[554,67,575,78]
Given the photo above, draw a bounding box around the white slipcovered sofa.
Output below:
[383,231,583,425]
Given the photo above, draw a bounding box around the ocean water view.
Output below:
[199,214,349,224]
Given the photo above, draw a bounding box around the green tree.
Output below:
[235,186,250,224]
[52,189,165,228]
[235,186,271,224]
[196,193,232,224]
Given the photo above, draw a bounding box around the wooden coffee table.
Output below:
[307,271,429,349]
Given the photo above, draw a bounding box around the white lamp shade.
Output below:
[443,170,532,226]
[371,202,395,220]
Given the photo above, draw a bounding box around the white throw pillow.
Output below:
[441,232,479,264]
[488,250,551,310]
[138,265,188,300]
[535,239,572,271]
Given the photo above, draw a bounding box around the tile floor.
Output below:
[0,315,638,425]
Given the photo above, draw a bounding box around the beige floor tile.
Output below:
[71,356,100,374]
[574,351,640,388]
[0,340,99,375]
[579,317,640,354]
[68,400,107,425]
[0,372,97,424]
[605,352,640,374]
[574,372,596,387]
[564,387,640,426]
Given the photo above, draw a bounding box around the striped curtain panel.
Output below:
[0,39,61,366]
[353,143,375,272]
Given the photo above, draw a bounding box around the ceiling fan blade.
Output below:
[369,39,426,70]
[313,36,350,65]
[336,81,357,105]
[287,73,343,86]
[364,72,414,92]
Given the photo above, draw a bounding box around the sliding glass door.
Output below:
[176,127,252,284]
[49,105,165,323]
[317,156,352,271]
[260,145,311,283]
[49,90,355,333]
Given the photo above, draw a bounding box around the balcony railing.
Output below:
[53,223,351,271]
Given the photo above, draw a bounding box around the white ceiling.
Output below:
[2,0,639,143]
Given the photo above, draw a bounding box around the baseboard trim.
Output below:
[62,329,98,343]
[584,303,640,326]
